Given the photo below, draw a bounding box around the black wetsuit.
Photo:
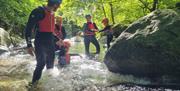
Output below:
[25,6,55,84]
[82,22,100,55]
[99,25,113,49]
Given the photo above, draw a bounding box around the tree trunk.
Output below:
[109,3,115,24]
[139,0,158,12]
[102,4,107,18]
[151,0,158,12]
[138,0,151,12]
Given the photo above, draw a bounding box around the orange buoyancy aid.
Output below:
[85,22,96,35]
[38,8,55,32]
[88,22,95,30]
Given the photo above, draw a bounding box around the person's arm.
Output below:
[99,29,105,32]
[93,23,99,30]
[25,7,44,56]
[25,7,44,48]
[82,23,87,32]
[93,23,99,32]
[99,26,111,32]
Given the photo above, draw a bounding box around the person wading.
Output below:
[54,16,66,41]
[82,14,100,58]
[99,18,113,49]
[53,16,69,66]
[25,0,62,86]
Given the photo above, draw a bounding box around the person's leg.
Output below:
[58,47,66,56]
[91,36,100,54]
[45,40,55,69]
[55,44,59,51]
[32,41,46,84]
[107,35,113,49]
[84,36,90,55]
[58,47,66,65]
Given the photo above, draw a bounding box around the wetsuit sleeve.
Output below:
[82,23,86,32]
[93,23,99,30]
[99,29,104,32]
[62,26,66,40]
[99,28,106,32]
[25,7,44,47]
[99,26,111,32]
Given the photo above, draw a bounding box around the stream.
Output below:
[0,38,179,91]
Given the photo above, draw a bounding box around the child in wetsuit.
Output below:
[55,40,70,66]
[99,18,113,49]
[54,16,69,66]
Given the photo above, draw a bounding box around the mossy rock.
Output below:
[0,80,28,91]
[112,24,128,38]
[0,28,11,46]
[104,9,180,84]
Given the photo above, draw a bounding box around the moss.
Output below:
[0,80,28,91]
[105,9,180,84]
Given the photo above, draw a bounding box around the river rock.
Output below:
[0,47,8,55]
[104,9,180,83]
[0,80,28,91]
[112,24,128,38]
[0,28,11,46]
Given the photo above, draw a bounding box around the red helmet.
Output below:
[102,18,109,23]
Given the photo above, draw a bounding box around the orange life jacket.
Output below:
[38,8,55,32]
[84,22,96,35]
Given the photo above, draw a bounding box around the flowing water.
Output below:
[0,39,178,91]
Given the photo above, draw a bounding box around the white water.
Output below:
[0,47,111,91]
[1,40,174,91]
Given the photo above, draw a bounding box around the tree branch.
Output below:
[138,0,152,12]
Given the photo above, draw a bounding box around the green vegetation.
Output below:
[1,1,180,90]
[0,0,179,39]
[60,0,179,28]
[0,0,42,36]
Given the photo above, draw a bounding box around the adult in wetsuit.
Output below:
[82,14,100,57]
[25,0,62,85]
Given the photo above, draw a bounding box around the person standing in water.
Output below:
[54,16,67,55]
[53,16,69,66]
[25,0,62,86]
[99,18,113,49]
[54,16,66,42]
[82,14,100,57]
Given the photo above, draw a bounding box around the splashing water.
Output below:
[41,56,109,91]
[0,40,174,91]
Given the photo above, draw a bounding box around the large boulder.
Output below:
[112,24,128,38]
[104,9,180,83]
[0,28,11,46]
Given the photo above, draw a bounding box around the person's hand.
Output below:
[92,29,98,32]
[27,47,35,56]
[56,39,64,47]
